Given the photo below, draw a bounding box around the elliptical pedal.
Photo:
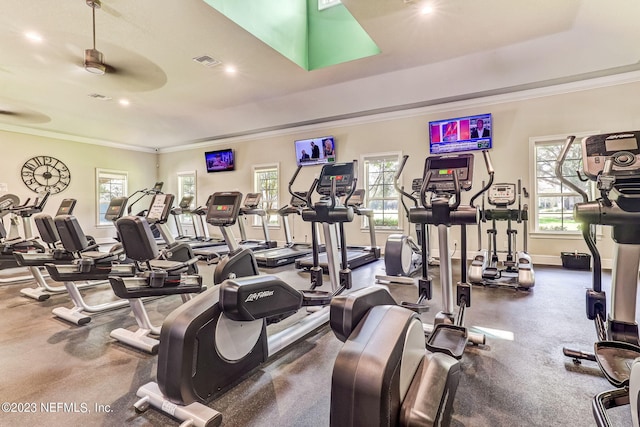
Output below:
[426,324,469,360]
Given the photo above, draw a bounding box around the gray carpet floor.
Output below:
[0,258,632,426]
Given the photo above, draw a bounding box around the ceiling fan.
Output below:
[84,0,108,74]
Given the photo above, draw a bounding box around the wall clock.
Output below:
[21,155,71,194]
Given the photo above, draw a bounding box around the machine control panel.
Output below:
[487,183,516,207]
[317,162,355,196]
[146,193,175,224]
[178,195,194,210]
[56,198,77,216]
[104,197,128,222]
[582,131,640,180]
[423,153,474,192]
[243,193,262,209]
[411,178,423,193]
[206,191,242,226]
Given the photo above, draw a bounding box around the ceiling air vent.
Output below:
[193,55,222,68]
[87,93,112,101]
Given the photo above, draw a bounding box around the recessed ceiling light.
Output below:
[420,4,434,15]
[119,99,130,106]
[24,31,43,43]
[224,65,237,75]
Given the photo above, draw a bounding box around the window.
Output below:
[530,133,594,234]
[253,164,279,227]
[177,171,197,225]
[362,153,401,229]
[96,169,128,226]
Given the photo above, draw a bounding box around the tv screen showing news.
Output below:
[205,148,235,173]
[429,113,492,155]
[294,136,336,167]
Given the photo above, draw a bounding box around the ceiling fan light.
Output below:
[84,48,106,74]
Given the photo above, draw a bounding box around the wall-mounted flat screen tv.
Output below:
[205,148,235,173]
[429,113,492,155]
[294,136,336,167]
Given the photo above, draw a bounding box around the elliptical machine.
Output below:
[468,179,535,289]
[133,162,359,427]
[404,151,491,357]
[376,161,424,285]
[557,131,640,427]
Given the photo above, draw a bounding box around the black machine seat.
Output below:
[331,300,461,427]
[54,215,116,263]
[115,216,198,275]
[34,213,59,245]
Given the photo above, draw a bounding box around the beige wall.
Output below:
[4,81,638,265]
[0,131,157,240]
[159,81,640,267]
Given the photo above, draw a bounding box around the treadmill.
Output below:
[171,195,226,249]
[192,193,275,262]
[253,192,314,267]
[236,193,277,249]
[295,188,380,273]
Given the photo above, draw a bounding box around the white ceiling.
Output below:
[1,0,639,151]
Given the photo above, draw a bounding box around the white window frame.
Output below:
[528,131,598,238]
[252,163,280,228]
[96,168,128,227]
[177,171,197,226]
[361,152,402,232]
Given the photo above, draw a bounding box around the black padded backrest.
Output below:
[331,305,425,427]
[34,213,59,244]
[54,215,90,253]
[115,216,159,262]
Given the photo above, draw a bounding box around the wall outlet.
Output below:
[453,240,458,248]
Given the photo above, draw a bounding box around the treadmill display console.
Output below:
[423,153,474,192]
[56,199,77,216]
[582,131,640,180]
[207,192,242,226]
[104,197,128,222]
[243,193,262,209]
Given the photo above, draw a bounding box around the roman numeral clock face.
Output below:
[21,156,71,194]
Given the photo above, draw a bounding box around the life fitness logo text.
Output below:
[245,290,274,302]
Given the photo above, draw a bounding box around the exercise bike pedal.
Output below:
[400,301,430,314]
[426,323,468,360]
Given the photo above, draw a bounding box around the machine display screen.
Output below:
[212,195,238,212]
[605,137,638,152]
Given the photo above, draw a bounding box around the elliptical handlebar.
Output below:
[288,165,309,207]
[420,171,434,208]
[469,150,495,209]
[343,159,358,207]
[555,136,590,204]
[395,155,419,208]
